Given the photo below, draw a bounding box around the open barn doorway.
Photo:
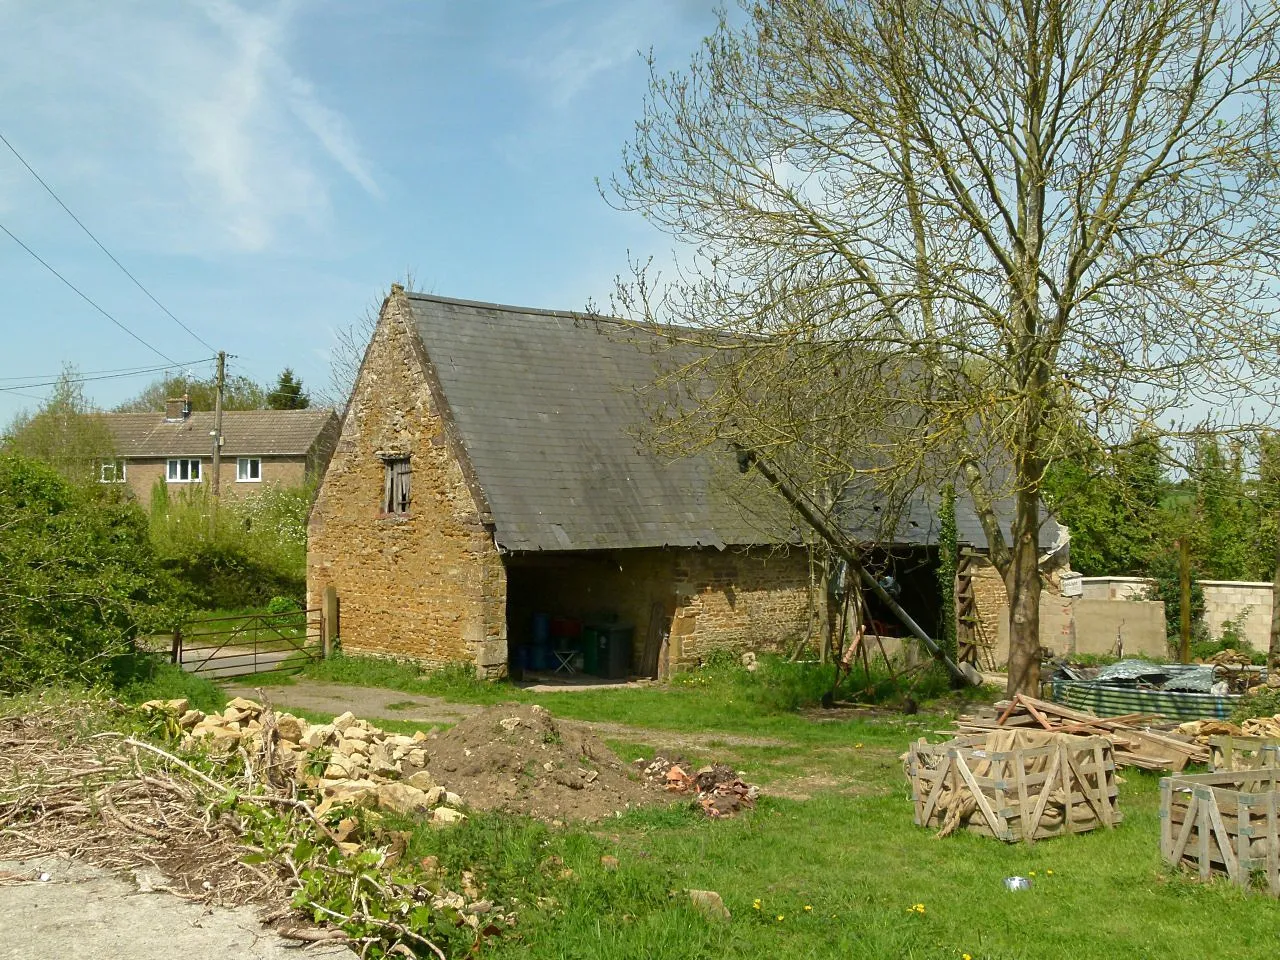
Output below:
[503,550,675,682]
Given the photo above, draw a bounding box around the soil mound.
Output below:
[423,704,654,821]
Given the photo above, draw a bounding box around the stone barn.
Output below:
[307,286,1033,677]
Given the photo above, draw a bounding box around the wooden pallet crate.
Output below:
[906,729,1122,843]
[1208,736,1280,773]
[1160,768,1280,896]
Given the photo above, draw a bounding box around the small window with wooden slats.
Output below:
[383,457,411,515]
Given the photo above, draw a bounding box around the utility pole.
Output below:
[211,350,225,498]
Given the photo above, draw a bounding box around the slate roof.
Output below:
[102,409,338,459]
[402,293,1056,554]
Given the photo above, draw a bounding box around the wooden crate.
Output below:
[1160,768,1280,896]
[1208,736,1280,773]
[906,729,1122,843]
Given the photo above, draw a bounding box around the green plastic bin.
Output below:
[589,624,634,680]
[581,626,601,675]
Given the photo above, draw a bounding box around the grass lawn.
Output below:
[247,655,1280,958]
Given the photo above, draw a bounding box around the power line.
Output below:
[0,358,216,394]
[0,217,179,366]
[0,358,213,383]
[0,130,217,354]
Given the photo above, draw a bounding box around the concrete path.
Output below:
[0,857,351,960]
[224,678,791,749]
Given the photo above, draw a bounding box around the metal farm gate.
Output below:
[171,608,325,679]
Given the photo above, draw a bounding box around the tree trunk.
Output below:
[1270,525,1280,669]
[1006,486,1043,697]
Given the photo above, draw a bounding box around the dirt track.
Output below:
[225,679,792,750]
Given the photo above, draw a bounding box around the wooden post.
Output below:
[170,627,181,665]
[1179,538,1192,664]
[322,585,339,658]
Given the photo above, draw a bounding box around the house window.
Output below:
[99,460,127,483]
[166,458,201,483]
[237,457,262,482]
[383,457,411,514]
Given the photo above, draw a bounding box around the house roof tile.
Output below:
[102,409,337,459]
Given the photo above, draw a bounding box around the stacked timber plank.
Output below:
[907,728,1122,843]
[1160,768,1280,897]
[952,695,1209,772]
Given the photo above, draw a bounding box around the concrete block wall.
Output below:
[993,597,1169,664]
[1082,576,1274,651]
[1200,581,1273,650]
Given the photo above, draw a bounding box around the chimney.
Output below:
[165,395,191,422]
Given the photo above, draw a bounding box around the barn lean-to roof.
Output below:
[399,292,1057,555]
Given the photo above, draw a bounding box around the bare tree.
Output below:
[325,272,426,412]
[611,0,1280,695]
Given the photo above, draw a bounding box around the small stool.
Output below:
[552,649,576,675]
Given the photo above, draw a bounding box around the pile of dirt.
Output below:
[421,704,654,821]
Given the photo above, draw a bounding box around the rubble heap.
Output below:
[1179,714,1280,740]
[635,756,760,818]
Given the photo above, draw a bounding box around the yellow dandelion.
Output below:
[1046,869,1054,876]
[963,954,973,960]
[776,914,785,922]
[855,743,864,749]
[803,905,812,912]
[1028,871,1036,877]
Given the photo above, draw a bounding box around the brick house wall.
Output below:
[115,455,309,502]
[307,294,508,675]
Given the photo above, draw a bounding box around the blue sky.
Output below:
[0,0,719,419]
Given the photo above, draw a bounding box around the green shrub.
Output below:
[267,595,303,615]
[1231,686,1280,722]
[0,454,184,692]
[149,483,309,608]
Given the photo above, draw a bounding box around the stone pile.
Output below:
[140,697,468,825]
[1179,713,1280,740]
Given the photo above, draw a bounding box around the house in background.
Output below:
[100,400,340,501]
[307,286,1029,679]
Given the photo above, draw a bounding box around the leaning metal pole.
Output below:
[735,445,973,686]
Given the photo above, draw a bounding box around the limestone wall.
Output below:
[307,289,507,675]
[670,547,817,669]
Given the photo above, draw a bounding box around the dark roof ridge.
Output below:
[402,290,728,342]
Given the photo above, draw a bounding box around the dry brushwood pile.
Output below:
[422,704,656,822]
[633,756,760,818]
[0,695,510,958]
[0,700,288,906]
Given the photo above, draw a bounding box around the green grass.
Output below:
[389,757,1280,960]
[110,653,227,712]
[256,654,1280,959]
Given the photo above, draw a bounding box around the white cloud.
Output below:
[0,0,379,253]
[509,1,654,109]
